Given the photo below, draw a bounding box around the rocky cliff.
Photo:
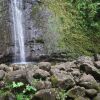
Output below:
[0,0,11,58]
[0,0,99,63]
[0,0,60,62]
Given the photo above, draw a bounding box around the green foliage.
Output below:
[76,0,100,31]
[16,93,30,100]
[50,75,58,87]
[56,89,68,100]
[12,82,24,88]
[32,0,100,57]
[0,81,37,100]
[23,84,37,94]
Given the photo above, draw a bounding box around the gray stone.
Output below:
[38,62,51,71]
[0,92,15,100]
[33,89,56,100]
[51,70,75,89]
[0,70,5,80]
[80,63,100,79]
[79,74,99,90]
[5,70,27,82]
[86,89,97,97]
[0,64,11,72]
[67,86,86,98]
[75,96,90,100]
[33,69,50,80]
[35,81,51,90]
[76,56,93,65]
[93,93,100,100]
[94,61,100,69]
[52,61,77,72]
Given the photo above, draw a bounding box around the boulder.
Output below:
[0,64,11,72]
[75,96,90,100]
[76,56,93,65]
[72,69,81,83]
[93,93,100,100]
[0,81,5,88]
[5,70,27,82]
[32,89,56,100]
[0,70,5,80]
[65,61,78,69]
[79,74,99,90]
[51,70,75,89]
[0,92,15,100]
[33,69,50,80]
[94,61,100,69]
[50,68,60,75]
[72,69,81,76]
[80,63,100,80]
[86,89,97,97]
[35,81,52,90]
[52,61,77,72]
[67,86,85,98]
[38,62,51,71]
[10,63,35,71]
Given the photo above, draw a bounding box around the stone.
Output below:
[93,93,100,100]
[32,89,56,100]
[86,89,97,97]
[76,56,93,65]
[0,64,11,72]
[79,74,99,90]
[35,81,45,90]
[33,69,50,80]
[0,92,15,100]
[65,61,78,69]
[51,70,75,89]
[35,81,52,90]
[50,68,60,75]
[4,93,16,100]
[10,63,35,71]
[80,63,100,80]
[52,61,77,72]
[94,61,100,69]
[0,70,5,80]
[94,54,100,61]
[72,69,81,84]
[72,69,81,76]
[0,81,5,88]
[67,86,85,98]
[38,62,51,71]
[75,96,90,100]
[5,70,27,82]
[44,81,52,89]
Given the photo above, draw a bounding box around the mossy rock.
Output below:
[50,75,58,87]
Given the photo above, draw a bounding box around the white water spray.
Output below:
[11,0,26,62]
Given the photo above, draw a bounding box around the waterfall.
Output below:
[11,0,26,62]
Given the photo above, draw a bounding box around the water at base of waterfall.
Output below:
[11,0,26,63]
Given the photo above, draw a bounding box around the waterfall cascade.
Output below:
[11,0,26,63]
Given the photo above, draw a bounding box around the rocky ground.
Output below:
[0,55,100,100]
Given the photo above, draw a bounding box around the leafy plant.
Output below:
[0,81,37,100]
[16,93,30,100]
[56,89,68,100]
[12,82,24,88]
[23,84,37,94]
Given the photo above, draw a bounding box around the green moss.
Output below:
[31,0,100,57]
[50,75,58,87]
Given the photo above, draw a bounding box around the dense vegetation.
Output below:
[36,0,100,58]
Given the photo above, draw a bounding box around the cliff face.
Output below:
[0,0,58,62]
[0,0,11,58]
[0,0,99,63]
[23,0,60,59]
